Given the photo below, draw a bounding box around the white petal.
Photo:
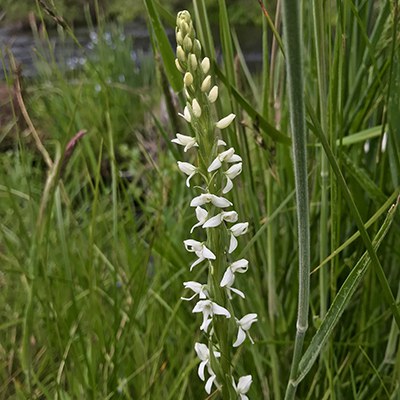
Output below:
[195,206,208,222]
[205,374,216,394]
[203,214,223,228]
[228,234,238,254]
[237,375,252,394]
[230,222,249,237]
[230,259,249,273]
[207,157,222,172]
[177,161,196,175]
[201,245,216,260]
[190,194,209,207]
[217,139,226,147]
[219,148,235,161]
[210,195,232,208]
[239,313,258,330]
[190,256,206,271]
[192,300,209,314]
[233,327,246,347]
[222,177,233,194]
[184,239,202,252]
[183,281,202,293]
[202,317,213,332]
[220,268,235,288]
[194,342,209,361]
[211,303,231,318]
[222,211,238,223]
[229,287,245,298]
[186,172,196,187]
[225,162,242,179]
[216,113,236,129]
[228,154,242,163]
[198,360,207,381]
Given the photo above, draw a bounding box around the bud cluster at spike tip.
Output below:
[171,10,257,397]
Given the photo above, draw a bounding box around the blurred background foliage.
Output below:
[0,0,263,26]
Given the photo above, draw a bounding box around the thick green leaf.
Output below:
[295,198,398,385]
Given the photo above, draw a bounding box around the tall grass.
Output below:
[1,0,399,398]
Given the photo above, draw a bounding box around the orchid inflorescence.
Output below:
[172,10,257,398]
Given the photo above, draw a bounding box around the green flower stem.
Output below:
[281,1,310,399]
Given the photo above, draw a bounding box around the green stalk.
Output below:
[312,0,329,319]
[281,1,310,399]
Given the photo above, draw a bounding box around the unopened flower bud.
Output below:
[193,39,202,58]
[216,113,236,129]
[188,54,198,71]
[192,99,202,118]
[183,35,192,52]
[201,75,212,92]
[184,72,194,86]
[208,86,219,103]
[181,21,190,37]
[176,31,183,45]
[177,45,186,62]
[175,58,184,73]
[201,57,210,74]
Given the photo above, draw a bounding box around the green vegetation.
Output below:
[1,0,399,399]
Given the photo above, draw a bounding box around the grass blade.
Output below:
[295,198,398,385]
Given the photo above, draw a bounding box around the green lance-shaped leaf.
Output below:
[144,0,183,92]
[294,198,398,386]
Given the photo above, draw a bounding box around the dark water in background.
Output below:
[0,20,263,79]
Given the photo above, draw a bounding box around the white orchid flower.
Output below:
[229,222,249,253]
[181,281,208,301]
[192,299,231,331]
[216,113,236,129]
[171,133,198,152]
[177,161,197,187]
[233,313,258,347]
[203,211,238,229]
[194,342,220,381]
[208,147,242,172]
[223,162,242,194]
[190,207,208,233]
[190,193,232,208]
[220,259,249,299]
[232,375,253,400]
[184,239,216,270]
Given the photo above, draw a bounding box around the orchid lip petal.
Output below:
[229,234,238,254]
[222,177,233,194]
[233,326,246,347]
[220,268,234,288]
